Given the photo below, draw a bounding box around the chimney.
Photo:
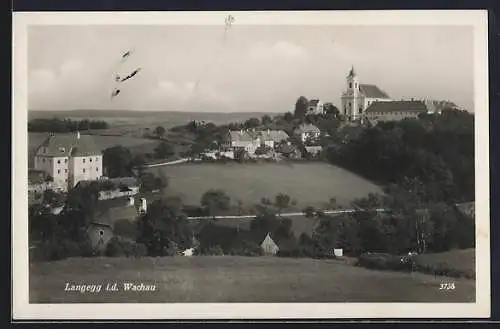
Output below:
[140,198,147,213]
[76,131,81,140]
[128,196,135,206]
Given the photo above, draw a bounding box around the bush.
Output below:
[356,252,412,272]
[105,237,147,258]
[202,245,224,256]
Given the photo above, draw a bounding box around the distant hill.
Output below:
[28,110,279,123]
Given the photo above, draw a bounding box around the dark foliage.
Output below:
[28,118,109,133]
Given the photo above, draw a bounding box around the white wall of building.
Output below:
[70,155,103,188]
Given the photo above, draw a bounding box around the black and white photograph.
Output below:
[12,10,490,319]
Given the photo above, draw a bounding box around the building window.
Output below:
[65,169,68,173]
[83,158,86,163]
[349,82,352,89]
[96,167,99,172]
[83,169,86,173]
[57,160,61,164]
[90,158,93,162]
[57,169,61,174]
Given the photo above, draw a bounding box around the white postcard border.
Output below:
[12,10,490,320]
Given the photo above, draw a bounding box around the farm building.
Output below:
[86,196,146,254]
[294,124,321,143]
[98,177,140,200]
[28,169,55,194]
[228,129,289,155]
[307,99,324,115]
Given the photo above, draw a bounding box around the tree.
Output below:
[200,189,231,218]
[274,193,291,215]
[244,117,260,129]
[137,197,193,256]
[103,146,133,178]
[323,102,340,119]
[154,141,175,159]
[139,172,168,192]
[283,111,294,123]
[261,115,273,126]
[294,96,309,121]
[154,126,166,139]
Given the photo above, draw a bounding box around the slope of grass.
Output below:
[29,256,475,303]
[148,162,383,209]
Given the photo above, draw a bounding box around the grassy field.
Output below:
[148,162,383,209]
[414,248,476,279]
[29,256,475,303]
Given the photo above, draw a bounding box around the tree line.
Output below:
[28,118,109,133]
[326,109,474,204]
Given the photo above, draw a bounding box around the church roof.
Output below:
[359,84,390,99]
[365,101,428,114]
[35,133,102,157]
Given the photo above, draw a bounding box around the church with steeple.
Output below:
[340,66,392,121]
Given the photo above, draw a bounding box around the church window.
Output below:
[349,82,352,89]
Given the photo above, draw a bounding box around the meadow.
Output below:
[29,255,475,303]
[147,162,383,209]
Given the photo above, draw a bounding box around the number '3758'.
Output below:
[440,283,456,290]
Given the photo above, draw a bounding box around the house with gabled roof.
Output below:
[86,195,143,254]
[294,124,321,143]
[228,129,289,154]
[33,131,103,192]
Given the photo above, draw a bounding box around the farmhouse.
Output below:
[228,129,289,155]
[33,131,103,192]
[97,177,140,200]
[307,99,324,115]
[28,169,55,194]
[294,124,321,143]
[86,196,146,254]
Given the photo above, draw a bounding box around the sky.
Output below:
[28,24,474,113]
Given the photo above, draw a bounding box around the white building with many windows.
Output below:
[33,131,103,191]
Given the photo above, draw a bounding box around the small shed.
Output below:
[260,232,280,256]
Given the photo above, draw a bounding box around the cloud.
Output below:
[148,79,234,111]
[29,58,102,109]
[245,41,308,63]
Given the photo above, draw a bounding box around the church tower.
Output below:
[341,66,362,121]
